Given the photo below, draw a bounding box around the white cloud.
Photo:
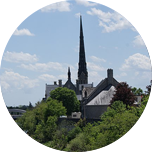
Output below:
[3,51,38,63]
[90,56,106,62]
[75,0,97,7]
[58,74,68,83]
[20,62,75,73]
[87,8,134,33]
[89,71,103,84]
[115,72,127,79]
[120,72,127,77]
[41,1,71,12]
[133,35,145,47]
[0,26,34,36]
[120,53,151,71]
[141,71,152,79]
[38,72,76,85]
[0,71,39,91]
[13,29,34,36]
[75,12,81,18]
[0,81,10,90]
[87,62,105,71]
[38,74,56,81]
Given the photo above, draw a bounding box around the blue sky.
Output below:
[0,0,151,106]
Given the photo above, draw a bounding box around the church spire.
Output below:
[78,15,88,84]
[68,67,71,80]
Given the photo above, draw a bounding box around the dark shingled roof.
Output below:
[85,77,119,105]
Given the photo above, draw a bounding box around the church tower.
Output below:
[78,16,88,84]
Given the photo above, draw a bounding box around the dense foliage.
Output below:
[66,95,148,151]
[111,82,136,106]
[16,85,149,151]
[16,98,66,143]
[131,87,143,95]
[44,122,82,150]
[50,87,80,115]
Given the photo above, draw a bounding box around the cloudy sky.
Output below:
[0,0,151,106]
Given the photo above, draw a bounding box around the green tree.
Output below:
[67,122,103,151]
[50,87,80,116]
[131,87,143,95]
[45,120,82,150]
[66,101,140,151]
[28,102,33,110]
[17,98,66,143]
[17,110,37,135]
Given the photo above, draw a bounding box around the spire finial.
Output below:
[80,15,83,38]
[68,67,71,80]
[78,15,88,84]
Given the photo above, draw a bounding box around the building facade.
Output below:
[44,16,119,119]
[45,16,93,101]
[81,69,119,119]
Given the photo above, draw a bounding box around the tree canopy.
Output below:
[66,96,149,151]
[111,82,136,106]
[17,98,66,142]
[16,92,149,151]
[131,87,143,95]
[50,87,80,116]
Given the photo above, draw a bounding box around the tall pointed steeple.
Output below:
[78,16,88,84]
[68,67,71,80]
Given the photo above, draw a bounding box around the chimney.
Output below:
[58,79,62,87]
[54,81,57,85]
[107,69,113,85]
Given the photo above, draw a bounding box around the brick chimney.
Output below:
[58,79,62,87]
[107,69,113,85]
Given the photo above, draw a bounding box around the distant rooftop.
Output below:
[0,105,7,109]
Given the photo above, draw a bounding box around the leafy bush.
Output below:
[17,98,66,143]
[67,126,82,142]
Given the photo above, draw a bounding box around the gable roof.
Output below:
[63,79,76,92]
[85,78,119,105]
[87,86,116,105]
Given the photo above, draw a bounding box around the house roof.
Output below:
[87,86,116,105]
[85,78,119,105]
